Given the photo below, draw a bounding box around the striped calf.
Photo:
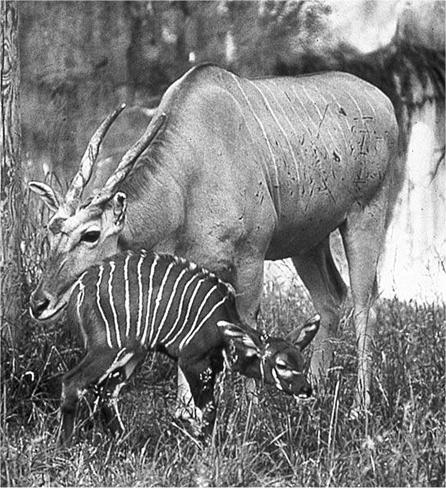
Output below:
[59,250,319,445]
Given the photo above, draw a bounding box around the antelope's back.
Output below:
[68,251,236,354]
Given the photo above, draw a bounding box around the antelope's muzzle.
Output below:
[29,287,65,322]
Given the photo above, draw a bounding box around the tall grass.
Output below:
[2,281,444,486]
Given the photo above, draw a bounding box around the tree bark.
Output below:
[1,0,23,344]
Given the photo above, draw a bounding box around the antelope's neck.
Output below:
[119,168,184,253]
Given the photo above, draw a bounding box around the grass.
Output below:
[1,277,445,486]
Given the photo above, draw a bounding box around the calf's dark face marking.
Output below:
[218,315,319,399]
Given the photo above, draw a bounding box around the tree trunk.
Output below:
[1,0,23,344]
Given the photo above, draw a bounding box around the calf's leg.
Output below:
[60,348,122,446]
[99,350,145,437]
[178,355,222,438]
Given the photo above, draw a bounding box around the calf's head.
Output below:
[29,105,166,322]
[218,314,320,399]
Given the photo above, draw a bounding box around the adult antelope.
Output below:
[29,64,398,413]
[51,249,319,445]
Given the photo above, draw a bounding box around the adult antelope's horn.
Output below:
[90,112,167,206]
[65,103,127,206]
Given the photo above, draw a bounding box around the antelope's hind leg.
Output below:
[292,237,348,390]
[340,184,389,413]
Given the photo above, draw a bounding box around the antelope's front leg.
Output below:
[231,256,265,403]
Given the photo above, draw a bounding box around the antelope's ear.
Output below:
[286,314,320,350]
[28,181,61,212]
[218,321,260,357]
[111,191,127,227]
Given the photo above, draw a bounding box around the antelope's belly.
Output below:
[265,165,384,259]
[266,204,348,259]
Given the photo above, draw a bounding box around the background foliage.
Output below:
[19,0,444,181]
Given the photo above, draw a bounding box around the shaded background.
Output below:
[18,0,445,301]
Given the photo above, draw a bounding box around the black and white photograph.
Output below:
[1,0,444,485]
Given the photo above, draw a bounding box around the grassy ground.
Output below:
[1,281,444,486]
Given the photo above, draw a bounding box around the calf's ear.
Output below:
[286,314,320,350]
[217,321,260,357]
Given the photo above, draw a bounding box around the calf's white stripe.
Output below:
[98,348,133,385]
[108,261,122,348]
[180,295,227,350]
[124,254,131,338]
[148,262,175,347]
[162,274,199,346]
[141,256,159,345]
[136,253,145,339]
[179,285,217,350]
[96,265,113,349]
[163,278,205,348]
[151,268,187,348]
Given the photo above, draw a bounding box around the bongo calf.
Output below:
[59,250,319,445]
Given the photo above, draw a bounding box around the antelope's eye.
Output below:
[80,230,100,243]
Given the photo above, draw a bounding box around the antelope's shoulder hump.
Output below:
[158,64,233,115]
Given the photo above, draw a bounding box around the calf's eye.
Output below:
[275,360,289,370]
